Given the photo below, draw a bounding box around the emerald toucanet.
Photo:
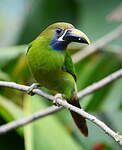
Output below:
[27,22,90,136]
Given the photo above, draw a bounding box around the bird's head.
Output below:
[40,22,90,51]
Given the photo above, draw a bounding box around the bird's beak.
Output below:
[62,28,90,45]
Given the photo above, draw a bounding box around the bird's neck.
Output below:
[50,34,69,51]
[33,36,68,53]
[50,40,68,51]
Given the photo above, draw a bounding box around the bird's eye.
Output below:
[56,28,64,35]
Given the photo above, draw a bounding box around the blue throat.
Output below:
[50,35,68,51]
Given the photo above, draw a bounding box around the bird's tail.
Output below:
[69,97,88,136]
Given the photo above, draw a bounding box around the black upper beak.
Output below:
[63,28,90,45]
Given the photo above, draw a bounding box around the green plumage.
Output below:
[27,22,90,136]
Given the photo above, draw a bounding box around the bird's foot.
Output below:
[53,93,64,107]
[27,83,40,96]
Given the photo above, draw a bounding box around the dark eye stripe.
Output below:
[56,28,64,37]
[56,28,62,34]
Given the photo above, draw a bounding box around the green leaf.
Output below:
[101,78,122,111]
[0,45,27,68]
[24,95,84,150]
[0,69,10,81]
[0,96,24,134]
[75,50,122,112]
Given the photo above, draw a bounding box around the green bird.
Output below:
[27,22,90,136]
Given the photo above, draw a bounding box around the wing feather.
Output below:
[62,52,76,81]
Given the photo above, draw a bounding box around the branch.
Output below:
[72,25,122,63]
[0,105,62,134]
[0,69,122,146]
[54,99,122,146]
[0,69,121,100]
[78,68,122,98]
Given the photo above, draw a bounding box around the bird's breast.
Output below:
[27,45,65,86]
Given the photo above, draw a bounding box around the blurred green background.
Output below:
[0,0,122,150]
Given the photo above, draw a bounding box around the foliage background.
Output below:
[0,0,122,150]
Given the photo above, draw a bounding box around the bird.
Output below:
[26,22,90,136]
